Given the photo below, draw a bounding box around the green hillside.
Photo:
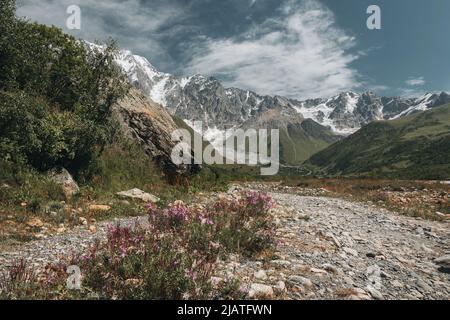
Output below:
[305,104,450,180]
[240,104,342,166]
[280,119,341,165]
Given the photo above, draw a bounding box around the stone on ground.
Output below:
[116,188,160,203]
[248,283,274,299]
[48,168,79,199]
[88,204,111,213]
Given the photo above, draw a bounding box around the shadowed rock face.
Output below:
[114,88,198,183]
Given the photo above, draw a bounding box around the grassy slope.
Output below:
[305,104,450,180]
[280,119,341,165]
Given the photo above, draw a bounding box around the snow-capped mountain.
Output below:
[109,45,450,136]
[114,48,188,107]
[113,47,268,130]
[390,92,450,119]
[292,91,450,134]
[292,92,384,135]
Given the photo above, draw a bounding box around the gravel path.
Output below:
[0,216,149,273]
[1,186,449,300]
[216,191,450,300]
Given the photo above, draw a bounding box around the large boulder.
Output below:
[435,255,450,273]
[114,88,198,182]
[48,168,79,199]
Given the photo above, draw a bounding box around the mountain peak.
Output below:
[110,45,450,136]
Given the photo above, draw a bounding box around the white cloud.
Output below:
[405,77,426,86]
[16,0,186,70]
[185,0,360,99]
[396,87,425,98]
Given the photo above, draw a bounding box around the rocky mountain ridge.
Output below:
[111,45,450,136]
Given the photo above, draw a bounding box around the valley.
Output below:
[1,0,449,301]
[306,104,450,179]
[112,44,450,166]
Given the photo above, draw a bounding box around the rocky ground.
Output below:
[245,180,450,221]
[1,183,449,300]
[216,185,450,300]
[0,215,149,274]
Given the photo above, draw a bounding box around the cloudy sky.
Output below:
[16,0,450,99]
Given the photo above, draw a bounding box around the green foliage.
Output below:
[0,0,16,77]
[0,160,64,208]
[79,136,188,204]
[0,91,105,172]
[0,2,129,175]
[77,136,160,188]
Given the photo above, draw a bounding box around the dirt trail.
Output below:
[215,184,450,300]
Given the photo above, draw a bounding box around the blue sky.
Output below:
[16,0,450,99]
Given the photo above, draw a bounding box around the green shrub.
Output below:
[0,1,129,175]
[0,159,64,202]
[77,192,275,299]
[0,91,104,172]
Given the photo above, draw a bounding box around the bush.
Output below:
[0,192,276,299]
[209,191,276,257]
[0,2,129,175]
[148,191,276,258]
[79,191,276,299]
[0,91,103,172]
[77,224,214,300]
[0,159,65,208]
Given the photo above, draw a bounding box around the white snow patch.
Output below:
[180,77,192,89]
[150,76,169,106]
[115,57,135,74]
[344,92,359,114]
[245,91,250,103]
[292,94,362,135]
[390,93,436,119]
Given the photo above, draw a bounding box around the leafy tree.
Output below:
[0,0,129,175]
[0,0,17,85]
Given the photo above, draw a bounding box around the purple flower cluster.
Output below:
[198,213,214,225]
[105,224,145,259]
[246,191,276,210]
[166,201,189,222]
[147,201,189,229]
[184,269,198,281]
[146,202,158,216]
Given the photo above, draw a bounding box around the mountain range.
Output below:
[108,44,450,166]
[114,48,449,130]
